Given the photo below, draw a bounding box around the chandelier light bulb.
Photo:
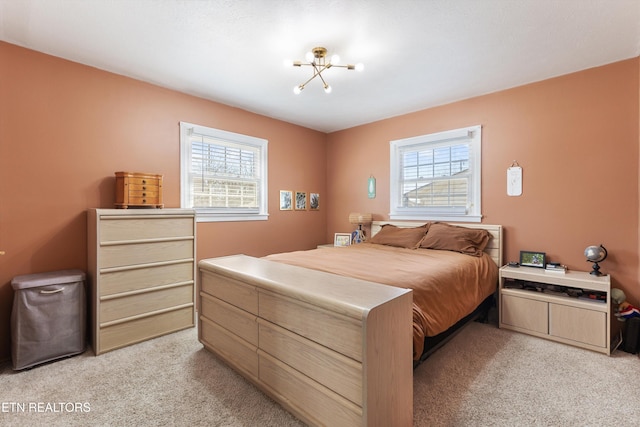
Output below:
[283,59,293,67]
[293,85,303,95]
[355,62,364,72]
[323,84,332,94]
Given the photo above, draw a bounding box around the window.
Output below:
[180,122,268,222]
[389,125,481,222]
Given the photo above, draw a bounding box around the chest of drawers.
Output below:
[115,171,164,208]
[198,255,413,426]
[88,208,196,355]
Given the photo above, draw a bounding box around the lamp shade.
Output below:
[349,213,373,225]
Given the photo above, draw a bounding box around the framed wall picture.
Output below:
[279,190,293,210]
[309,193,320,210]
[295,191,307,210]
[334,233,351,247]
[520,250,546,268]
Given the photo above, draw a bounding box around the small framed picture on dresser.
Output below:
[520,250,546,268]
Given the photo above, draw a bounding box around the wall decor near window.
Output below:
[295,191,307,210]
[309,192,320,210]
[279,190,293,210]
[368,175,376,199]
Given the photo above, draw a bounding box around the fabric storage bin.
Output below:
[11,269,86,370]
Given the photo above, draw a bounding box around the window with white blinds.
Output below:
[389,125,482,222]
[180,122,268,222]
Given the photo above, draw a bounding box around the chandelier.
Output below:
[286,47,364,94]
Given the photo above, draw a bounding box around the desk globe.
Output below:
[585,244,607,276]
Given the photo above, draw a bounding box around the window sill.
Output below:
[389,213,482,223]
[195,211,269,223]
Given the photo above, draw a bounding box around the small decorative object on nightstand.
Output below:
[585,244,607,276]
[349,212,372,244]
[115,172,163,209]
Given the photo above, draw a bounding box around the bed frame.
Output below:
[370,221,504,365]
[197,221,503,426]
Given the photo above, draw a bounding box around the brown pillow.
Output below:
[369,224,429,249]
[419,222,491,256]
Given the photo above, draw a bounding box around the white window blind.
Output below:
[180,122,268,222]
[390,125,481,222]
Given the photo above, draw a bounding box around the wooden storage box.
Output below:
[115,172,163,209]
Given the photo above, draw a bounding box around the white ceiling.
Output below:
[1,0,639,133]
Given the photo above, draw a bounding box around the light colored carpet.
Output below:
[1,319,639,426]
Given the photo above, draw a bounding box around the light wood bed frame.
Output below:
[197,221,503,426]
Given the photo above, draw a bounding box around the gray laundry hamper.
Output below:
[11,269,86,370]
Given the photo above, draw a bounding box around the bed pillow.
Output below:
[419,222,491,256]
[369,224,429,249]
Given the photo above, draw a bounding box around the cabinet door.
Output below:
[549,303,606,348]
[501,294,548,334]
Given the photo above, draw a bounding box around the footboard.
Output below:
[198,254,413,427]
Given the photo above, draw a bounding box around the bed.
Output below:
[197,221,502,426]
[266,221,502,363]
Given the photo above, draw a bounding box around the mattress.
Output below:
[266,242,498,360]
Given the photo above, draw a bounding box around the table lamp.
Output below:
[349,213,373,244]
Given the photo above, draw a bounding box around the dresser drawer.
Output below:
[99,262,193,297]
[549,303,606,347]
[200,317,258,379]
[259,351,361,427]
[99,240,193,269]
[126,176,161,187]
[259,291,362,361]
[99,306,193,353]
[100,217,194,242]
[200,271,258,315]
[501,293,548,334]
[201,293,258,346]
[258,319,362,406]
[100,284,193,324]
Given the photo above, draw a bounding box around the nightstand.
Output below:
[499,265,618,354]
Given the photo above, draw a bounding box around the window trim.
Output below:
[180,121,268,222]
[389,125,482,223]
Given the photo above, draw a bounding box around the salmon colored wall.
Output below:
[327,58,640,307]
[0,42,327,360]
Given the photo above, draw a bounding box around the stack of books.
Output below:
[545,263,567,274]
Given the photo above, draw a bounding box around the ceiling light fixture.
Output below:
[285,47,363,94]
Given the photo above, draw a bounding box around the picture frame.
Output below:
[334,233,352,247]
[309,192,320,210]
[295,191,307,210]
[279,190,293,210]
[519,250,546,268]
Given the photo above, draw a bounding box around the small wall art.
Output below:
[295,191,307,210]
[279,190,293,210]
[309,193,320,210]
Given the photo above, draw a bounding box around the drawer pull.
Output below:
[142,179,147,184]
[142,186,146,190]
[142,193,146,197]
[142,199,146,203]
[40,287,64,294]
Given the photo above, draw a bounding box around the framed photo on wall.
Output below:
[334,233,351,247]
[309,193,320,210]
[279,190,293,210]
[295,191,307,210]
[519,250,546,268]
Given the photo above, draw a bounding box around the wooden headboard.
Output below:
[371,221,503,267]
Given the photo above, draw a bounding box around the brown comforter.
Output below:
[265,243,498,360]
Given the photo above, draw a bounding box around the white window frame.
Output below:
[389,125,482,222]
[180,121,268,222]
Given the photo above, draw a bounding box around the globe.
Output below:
[585,244,607,275]
[585,245,607,262]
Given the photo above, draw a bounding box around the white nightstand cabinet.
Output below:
[499,265,617,355]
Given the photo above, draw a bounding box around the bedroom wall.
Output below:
[0,42,327,361]
[326,58,640,307]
